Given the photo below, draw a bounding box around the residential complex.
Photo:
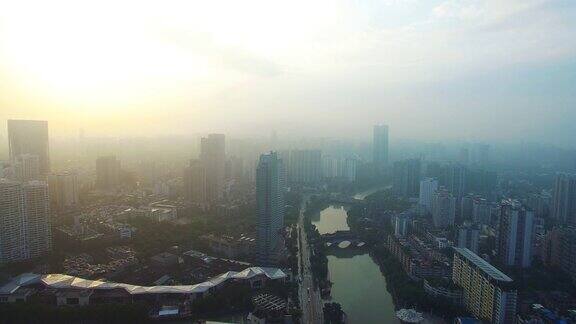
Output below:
[453,248,517,324]
[0,179,52,264]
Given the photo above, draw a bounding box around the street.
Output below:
[297,196,324,324]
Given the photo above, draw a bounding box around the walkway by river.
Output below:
[312,205,400,324]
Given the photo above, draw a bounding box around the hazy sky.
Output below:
[1,0,575,145]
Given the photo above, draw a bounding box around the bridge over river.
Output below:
[321,230,366,249]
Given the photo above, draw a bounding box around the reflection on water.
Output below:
[311,205,349,234]
[313,205,399,324]
[328,254,399,324]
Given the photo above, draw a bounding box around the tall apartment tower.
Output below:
[497,199,534,268]
[443,163,467,198]
[23,181,52,259]
[431,189,456,228]
[288,149,322,184]
[0,179,28,263]
[393,159,421,198]
[200,134,225,203]
[96,156,121,189]
[48,172,79,211]
[551,174,576,226]
[453,248,517,324]
[0,179,52,264]
[8,120,50,176]
[473,197,492,225]
[457,224,480,253]
[183,159,207,206]
[373,124,389,172]
[14,154,41,181]
[419,178,438,211]
[256,152,285,266]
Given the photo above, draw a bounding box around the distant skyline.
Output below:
[1,0,575,146]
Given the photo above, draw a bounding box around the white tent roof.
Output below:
[1,267,286,296]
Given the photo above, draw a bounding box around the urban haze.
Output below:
[1,1,576,324]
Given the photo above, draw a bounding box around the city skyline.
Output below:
[1,2,576,323]
[1,1,575,146]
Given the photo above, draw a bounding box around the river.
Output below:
[312,205,400,324]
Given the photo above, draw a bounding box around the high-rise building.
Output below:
[0,179,52,264]
[419,178,438,211]
[559,228,576,286]
[442,163,467,198]
[472,198,492,225]
[23,181,52,259]
[431,189,456,228]
[256,152,285,266]
[373,124,389,172]
[48,172,79,211]
[14,154,40,181]
[526,191,552,218]
[0,179,28,264]
[183,159,207,206]
[497,199,534,268]
[460,195,475,221]
[551,174,576,226]
[457,225,480,253]
[340,158,357,182]
[453,248,517,324]
[8,120,50,176]
[322,156,357,182]
[288,150,321,184]
[394,215,408,237]
[96,156,121,189]
[541,228,563,268]
[322,156,339,179]
[393,159,421,198]
[200,134,226,203]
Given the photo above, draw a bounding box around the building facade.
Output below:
[14,154,41,181]
[95,156,121,190]
[431,189,456,228]
[393,159,421,198]
[256,152,285,266]
[48,172,79,211]
[373,124,389,172]
[419,178,438,212]
[183,159,207,206]
[457,225,480,253]
[453,248,517,324]
[0,179,52,264]
[200,134,226,203]
[551,174,576,226]
[288,149,321,184]
[497,199,534,268]
[8,120,50,176]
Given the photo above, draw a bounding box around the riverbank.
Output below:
[345,190,464,322]
[312,205,399,323]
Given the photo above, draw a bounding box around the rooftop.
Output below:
[454,248,512,282]
[0,267,286,297]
